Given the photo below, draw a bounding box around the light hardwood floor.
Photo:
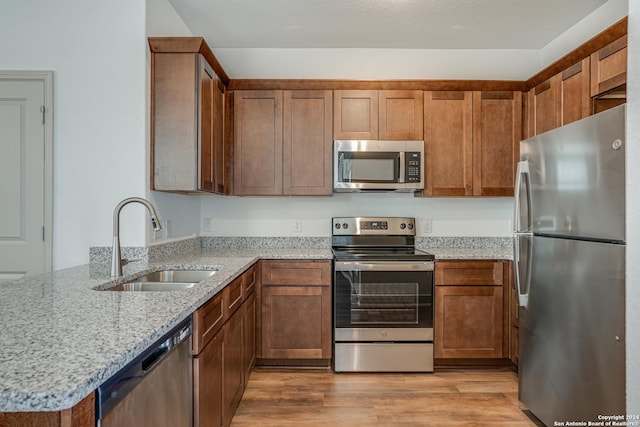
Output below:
[231,368,539,426]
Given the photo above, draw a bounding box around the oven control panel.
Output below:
[332,217,416,235]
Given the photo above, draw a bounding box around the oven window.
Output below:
[339,152,400,183]
[351,281,418,324]
[335,269,433,329]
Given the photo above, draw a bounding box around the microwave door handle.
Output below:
[398,153,405,183]
[342,155,352,181]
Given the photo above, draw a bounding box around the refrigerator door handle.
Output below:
[513,234,532,307]
[513,161,532,233]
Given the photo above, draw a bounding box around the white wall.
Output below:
[627,0,639,416]
[0,0,148,269]
[541,0,628,68]
[211,0,627,80]
[213,48,540,80]
[200,194,513,237]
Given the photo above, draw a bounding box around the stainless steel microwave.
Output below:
[333,140,424,192]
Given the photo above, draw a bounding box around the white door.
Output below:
[0,73,52,281]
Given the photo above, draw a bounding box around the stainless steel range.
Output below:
[332,217,435,372]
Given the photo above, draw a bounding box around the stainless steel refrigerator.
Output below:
[514,104,626,426]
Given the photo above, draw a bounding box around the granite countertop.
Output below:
[0,248,333,413]
[428,247,513,260]
[0,239,509,413]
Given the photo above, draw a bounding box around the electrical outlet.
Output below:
[420,219,433,235]
[203,218,214,233]
[293,219,302,233]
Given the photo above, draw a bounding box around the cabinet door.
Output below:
[151,53,198,191]
[334,90,378,140]
[223,308,244,427]
[423,91,473,196]
[379,90,423,140]
[283,90,333,195]
[435,285,504,358]
[560,58,591,126]
[472,91,522,196]
[234,90,283,195]
[212,78,226,194]
[199,58,215,192]
[243,291,256,387]
[527,76,560,137]
[261,284,331,359]
[194,331,223,427]
[591,35,627,97]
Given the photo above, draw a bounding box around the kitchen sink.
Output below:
[101,269,217,292]
[136,270,217,283]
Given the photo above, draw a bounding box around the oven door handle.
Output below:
[335,261,434,272]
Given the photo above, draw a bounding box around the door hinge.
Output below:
[40,106,45,124]
[42,226,45,241]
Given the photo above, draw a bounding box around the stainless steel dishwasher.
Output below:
[97,317,193,427]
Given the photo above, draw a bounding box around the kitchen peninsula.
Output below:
[0,237,511,425]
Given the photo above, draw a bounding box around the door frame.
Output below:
[0,71,53,272]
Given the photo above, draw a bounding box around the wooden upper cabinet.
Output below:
[334,90,378,139]
[591,35,627,97]
[472,91,521,196]
[334,90,423,140]
[379,90,423,140]
[423,91,473,196]
[560,58,592,126]
[527,76,560,137]
[283,90,333,195]
[233,90,283,195]
[151,53,226,193]
[233,90,332,196]
[212,79,226,194]
[150,37,229,194]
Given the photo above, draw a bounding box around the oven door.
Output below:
[334,261,434,342]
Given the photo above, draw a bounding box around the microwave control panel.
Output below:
[405,152,422,182]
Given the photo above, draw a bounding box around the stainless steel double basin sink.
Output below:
[104,270,217,292]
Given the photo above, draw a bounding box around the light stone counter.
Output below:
[0,248,332,412]
[2,236,511,413]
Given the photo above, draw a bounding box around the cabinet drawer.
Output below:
[243,265,257,297]
[435,260,504,286]
[261,261,331,286]
[193,291,225,354]
[225,276,244,316]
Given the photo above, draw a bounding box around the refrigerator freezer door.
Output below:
[520,104,625,242]
[519,236,625,426]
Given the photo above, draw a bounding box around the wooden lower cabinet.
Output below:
[193,264,257,427]
[258,260,332,364]
[223,308,244,427]
[434,260,511,363]
[194,331,224,427]
[243,291,256,386]
[435,285,504,358]
[0,393,95,427]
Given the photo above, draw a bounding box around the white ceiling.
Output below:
[169,0,608,49]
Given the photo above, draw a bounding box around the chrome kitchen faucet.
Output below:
[111,197,162,277]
